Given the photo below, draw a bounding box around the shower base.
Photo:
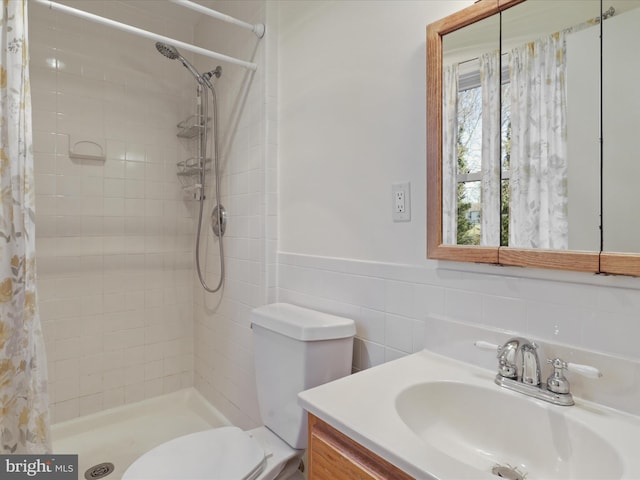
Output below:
[52,388,231,480]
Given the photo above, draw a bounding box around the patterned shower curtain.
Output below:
[0,0,51,453]
[479,50,501,247]
[508,31,569,250]
[441,63,458,244]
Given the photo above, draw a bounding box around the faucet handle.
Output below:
[475,339,519,379]
[546,358,570,394]
[546,358,602,395]
[474,340,500,352]
[547,358,602,379]
[564,360,602,379]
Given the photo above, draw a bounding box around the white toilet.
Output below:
[122,303,356,480]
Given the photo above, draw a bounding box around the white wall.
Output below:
[279,0,470,264]
[30,1,198,422]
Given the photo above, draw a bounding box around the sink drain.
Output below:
[84,462,115,480]
[491,464,527,480]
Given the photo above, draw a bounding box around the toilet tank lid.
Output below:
[251,303,356,341]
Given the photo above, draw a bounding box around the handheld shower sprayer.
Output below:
[155,41,225,294]
[155,42,221,88]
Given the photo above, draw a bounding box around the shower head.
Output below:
[155,42,180,60]
[155,42,213,88]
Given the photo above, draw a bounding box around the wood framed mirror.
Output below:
[427,0,640,276]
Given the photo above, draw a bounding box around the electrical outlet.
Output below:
[395,191,405,213]
[392,182,411,222]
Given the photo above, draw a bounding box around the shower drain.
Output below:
[84,462,115,480]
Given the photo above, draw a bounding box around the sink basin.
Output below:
[300,349,640,480]
[395,381,622,479]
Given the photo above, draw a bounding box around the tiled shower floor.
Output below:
[52,389,230,480]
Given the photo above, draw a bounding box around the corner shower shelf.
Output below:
[177,169,207,177]
[177,158,211,174]
[176,115,210,138]
[177,157,211,169]
[176,158,211,189]
[176,116,211,194]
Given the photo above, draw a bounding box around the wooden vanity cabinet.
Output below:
[307,413,415,480]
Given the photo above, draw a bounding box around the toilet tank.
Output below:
[251,303,355,450]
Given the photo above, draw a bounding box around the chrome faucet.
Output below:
[496,337,541,386]
[475,338,602,406]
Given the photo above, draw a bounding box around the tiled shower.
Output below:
[30,1,209,423]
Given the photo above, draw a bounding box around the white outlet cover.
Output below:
[392,182,411,222]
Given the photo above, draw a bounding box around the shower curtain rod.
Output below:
[168,0,265,38]
[30,0,258,71]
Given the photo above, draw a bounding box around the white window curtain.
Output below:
[0,0,51,453]
[508,32,569,249]
[479,51,501,246]
[442,64,458,244]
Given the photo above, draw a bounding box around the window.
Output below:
[455,59,511,246]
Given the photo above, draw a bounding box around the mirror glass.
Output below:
[441,0,601,251]
[442,15,501,247]
[602,0,640,252]
[501,0,601,252]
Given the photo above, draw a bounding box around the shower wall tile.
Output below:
[29,2,198,423]
[191,0,271,430]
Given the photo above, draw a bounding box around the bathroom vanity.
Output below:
[298,348,640,480]
[307,414,413,480]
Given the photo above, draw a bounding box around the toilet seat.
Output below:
[122,426,267,480]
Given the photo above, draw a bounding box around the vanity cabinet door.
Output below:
[307,414,414,480]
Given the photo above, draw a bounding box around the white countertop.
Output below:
[298,349,640,480]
